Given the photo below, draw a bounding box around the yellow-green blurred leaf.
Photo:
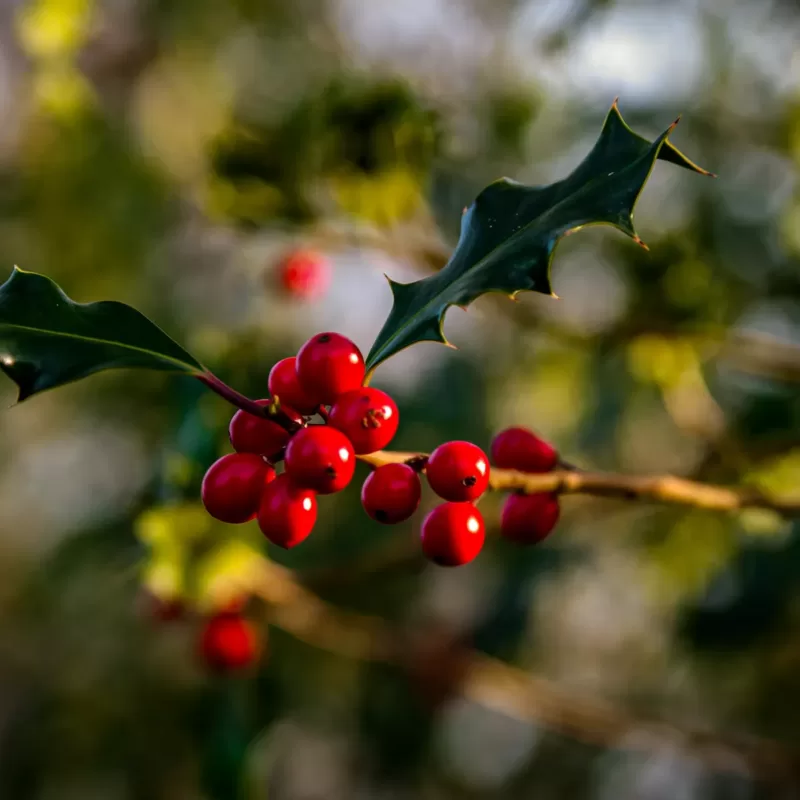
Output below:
[193,538,267,612]
[646,513,736,604]
[135,503,214,550]
[17,0,94,59]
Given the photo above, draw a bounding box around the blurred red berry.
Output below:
[425,441,490,502]
[500,492,560,545]
[296,333,365,405]
[329,387,399,454]
[229,399,291,456]
[490,427,558,473]
[199,613,260,672]
[201,453,274,524]
[284,426,355,494]
[257,472,317,548]
[361,463,421,524]
[278,248,331,300]
[268,357,319,415]
[420,502,485,567]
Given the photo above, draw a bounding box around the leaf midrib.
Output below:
[371,161,624,363]
[0,321,201,372]
[370,127,671,368]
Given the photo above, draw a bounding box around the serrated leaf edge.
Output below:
[366,108,708,371]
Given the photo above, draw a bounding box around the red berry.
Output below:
[296,333,365,405]
[284,426,355,493]
[268,357,319,415]
[329,388,399,454]
[425,441,490,502]
[279,249,330,300]
[201,453,274,524]
[500,492,560,545]
[229,399,291,456]
[361,463,421,524]
[420,503,485,567]
[490,427,558,473]
[199,612,260,672]
[257,472,317,548]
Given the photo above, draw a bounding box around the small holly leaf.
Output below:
[0,267,204,401]
[366,102,712,371]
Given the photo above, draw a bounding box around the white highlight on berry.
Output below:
[302,497,313,511]
[338,447,351,462]
[467,515,481,533]
[476,459,488,476]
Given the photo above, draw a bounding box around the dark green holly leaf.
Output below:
[366,102,712,371]
[0,267,204,401]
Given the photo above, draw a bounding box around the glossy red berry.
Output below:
[296,333,365,405]
[229,399,291,456]
[279,248,330,300]
[284,426,355,494]
[199,612,260,672]
[500,492,560,545]
[425,441,490,502]
[361,463,421,524]
[268,357,319,415]
[490,427,558,473]
[329,388,399,454]
[420,502,485,567]
[257,473,317,548]
[201,453,274,524]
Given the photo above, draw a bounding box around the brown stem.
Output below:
[404,455,429,473]
[239,560,798,783]
[196,372,303,433]
[358,451,800,517]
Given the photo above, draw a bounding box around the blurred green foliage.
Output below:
[0,0,799,798]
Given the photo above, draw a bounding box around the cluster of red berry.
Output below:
[201,331,398,548]
[200,331,562,567]
[415,428,561,566]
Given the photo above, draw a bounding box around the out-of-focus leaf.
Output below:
[194,539,267,612]
[135,503,213,549]
[142,550,187,600]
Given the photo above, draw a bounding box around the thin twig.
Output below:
[722,331,800,384]
[242,560,798,782]
[197,372,303,433]
[359,452,800,517]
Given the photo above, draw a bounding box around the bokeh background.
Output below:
[0,0,799,797]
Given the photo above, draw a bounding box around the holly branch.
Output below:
[360,451,800,517]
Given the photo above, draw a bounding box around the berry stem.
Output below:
[362,367,375,387]
[403,455,429,473]
[197,372,303,433]
[317,404,330,422]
